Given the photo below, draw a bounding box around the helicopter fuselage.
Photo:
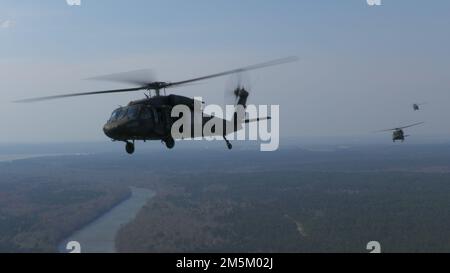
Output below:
[103,94,245,149]
[392,129,405,142]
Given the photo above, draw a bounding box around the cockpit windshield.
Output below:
[109,109,122,122]
[109,105,141,122]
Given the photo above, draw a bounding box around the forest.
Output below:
[3,143,450,252]
[0,155,130,252]
[116,170,450,253]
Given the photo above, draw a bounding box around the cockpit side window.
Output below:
[119,108,128,119]
[127,106,139,119]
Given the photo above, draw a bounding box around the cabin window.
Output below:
[141,107,153,119]
[153,108,159,124]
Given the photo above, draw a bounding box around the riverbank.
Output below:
[58,187,155,253]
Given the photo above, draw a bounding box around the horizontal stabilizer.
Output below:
[244,117,271,123]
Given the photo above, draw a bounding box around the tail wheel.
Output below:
[125,142,135,154]
[164,137,175,149]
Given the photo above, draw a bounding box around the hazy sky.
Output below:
[1,0,450,143]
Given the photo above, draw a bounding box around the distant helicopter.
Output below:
[377,122,424,142]
[15,57,297,154]
[413,103,427,111]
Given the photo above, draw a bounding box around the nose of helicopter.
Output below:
[103,122,117,139]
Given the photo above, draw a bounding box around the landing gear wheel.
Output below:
[125,142,135,154]
[164,137,175,149]
[226,142,233,150]
[224,136,232,150]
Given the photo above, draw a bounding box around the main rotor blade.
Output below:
[374,128,398,133]
[14,57,298,103]
[86,69,156,86]
[165,56,298,88]
[375,122,425,133]
[399,122,424,130]
[14,86,145,103]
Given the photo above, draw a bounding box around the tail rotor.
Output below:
[224,72,251,108]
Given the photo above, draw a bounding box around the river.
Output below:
[58,187,155,253]
[0,153,90,163]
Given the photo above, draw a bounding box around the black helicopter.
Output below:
[378,122,424,142]
[16,57,297,154]
[413,103,426,111]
